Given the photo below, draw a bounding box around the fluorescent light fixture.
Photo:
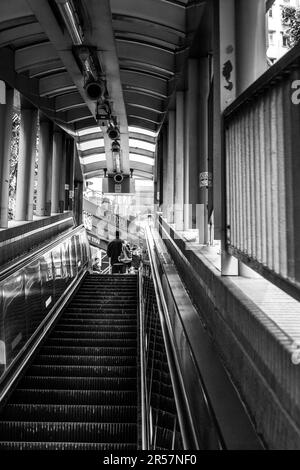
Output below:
[80,153,106,165]
[129,126,157,137]
[77,127,100,137]
[129,139,156,153]
[77,138,104,152]
[129,154,154,166]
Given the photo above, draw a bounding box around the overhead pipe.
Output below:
[55,0,83,45]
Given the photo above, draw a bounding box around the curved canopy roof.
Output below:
[0,0,206,180]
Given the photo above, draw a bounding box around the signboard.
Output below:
[115,184,122,193]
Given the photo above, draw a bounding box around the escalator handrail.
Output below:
[144,226,200,450]
[0,224,86,282]
[138,266,150,450]
[146,226,226,449]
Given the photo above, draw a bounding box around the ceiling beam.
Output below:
[82,0,130,174]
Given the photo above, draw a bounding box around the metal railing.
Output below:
[224,44,300,301]
[138,261,184,450]
[144,226,226,450]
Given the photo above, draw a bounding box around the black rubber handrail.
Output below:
[144,226,204,450]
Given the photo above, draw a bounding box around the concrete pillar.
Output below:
[59,135,66,213]
[15,106,38,221]
[198,57,210,244]
[36,118,53,216]
[184,59,199,230]
[74,180,83,226]
[162,124,168,216]
[213,0,239,275]
[166,111,175,224]
[65,138,75,211]
[174,91,185,231]
[51,129,63,214]
[235,0,267,95]
[154,136,160,205]
[0,85,14,228]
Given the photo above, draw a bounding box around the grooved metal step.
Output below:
[19,376,137,391]
[52,330,137,340]
[40,346,137,356]
[35,355,137,366]
[27,365,137,377]
[0,441,137,450]
[46,338,137,348]
[0,404,137,423]
[10,389,137,405]
[0,421,137,442]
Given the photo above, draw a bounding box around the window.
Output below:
[269,8,273,17]
[282,34,289,47]
[269,31,275,46]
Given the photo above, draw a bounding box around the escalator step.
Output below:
[52,331,137,340]
[40,346,137,356]
[74,295,137,300]
[0,441,137,450]
[0,421,137,443]
[19,376,137,391]
[10,389,137,405]
[65,308,137,314]
[28,365,137,377]
[54,324,137,332]
[57,318,137,325]
[64,312,137,318]
[0,404,137,423]
[46,338,137,348]
[35,355,137,366]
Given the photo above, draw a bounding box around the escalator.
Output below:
[0,274,138,450]
[0,223,263,451]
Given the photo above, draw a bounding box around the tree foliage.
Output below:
[281,5,300,48]
[8,113,20,220]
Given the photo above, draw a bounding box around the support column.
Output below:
[166,111,175,224]
[162,124,168,217]
[15,105,38,221]
[235,0,267,95]
[0,85,14,228]
[36,118,53,216]
[51,129,63,214]
[74,180,83,226]
[59,134,66,213]
[214,0,239,274]
[65,137,75,211]
[154,136,160,206]
[198,57,210,244]
[174,92,185,231]
[184,59,199,230]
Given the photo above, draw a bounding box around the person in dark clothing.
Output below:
[107,231,124,274]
